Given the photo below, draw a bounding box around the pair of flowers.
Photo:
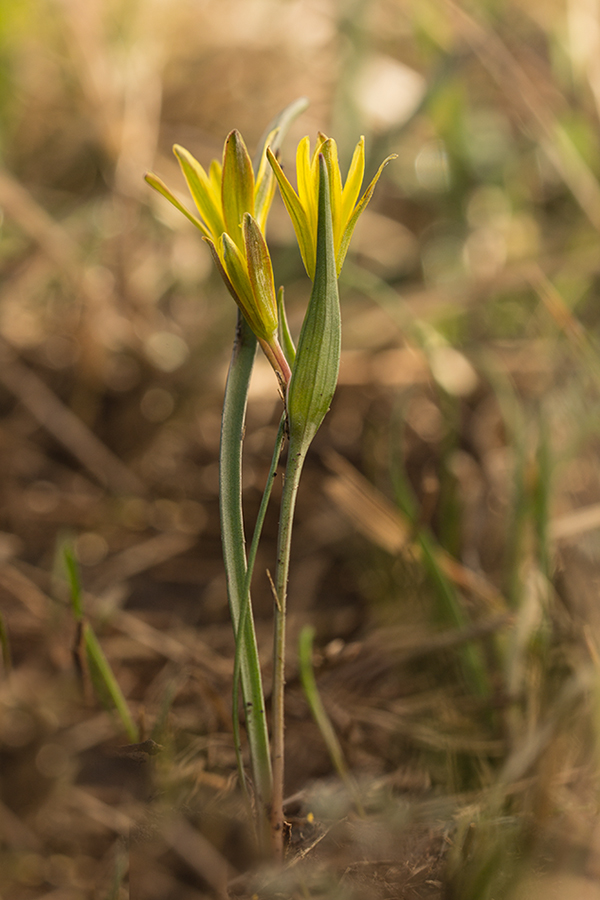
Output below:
[146,127,394,388]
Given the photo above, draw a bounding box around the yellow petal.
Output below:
[336,153,397,275]
[173,145,225,241]
[209,159,222,197]
[309,134,327,238]
[243,213,278,335]
[312,132,328,165]
[254,127,279,233]
[267,147,315,279]
[221,130,255,250]
[340,137,365,232]
[319,138,344,251]
[203,236,241,305]
[221,232,266,339]
[296,136,317,240]
[144,172,211,238]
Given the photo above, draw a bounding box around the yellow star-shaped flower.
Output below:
[145,129,290,387]
[267,134,396,280]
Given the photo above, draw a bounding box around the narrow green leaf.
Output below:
[299,626,364,814]
[252,96,309,230]
[222,130,255,249]
[277,286,296,365]
[219,311,273,834]
[144,172,210,237]
[63,543,83,622]
[287,154,341,454]
[173,145,225,240]
[83,622,138,742]
[336,153,397,275]
[232,414,286,815]
[267,147,315,279]
[253,97,309,169]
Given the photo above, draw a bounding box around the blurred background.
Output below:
[3,0,600,897]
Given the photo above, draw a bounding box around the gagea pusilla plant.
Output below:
[145,99,395,859]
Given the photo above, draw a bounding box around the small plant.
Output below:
[64,542,139,743]
[146,100,395,857]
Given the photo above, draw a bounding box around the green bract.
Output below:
[287,154,341,455]
[267,134,397,280]
[145,129,291,387]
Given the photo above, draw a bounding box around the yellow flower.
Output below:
[145,129,291,387]
[267,134,397,280]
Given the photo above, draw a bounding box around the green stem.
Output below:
[232,414,285,823]
[220,311,272,838]
[258,336,292,391]
[270,438,306,858]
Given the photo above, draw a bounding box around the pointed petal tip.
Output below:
[265,142,280,162]
[172,144,192,164]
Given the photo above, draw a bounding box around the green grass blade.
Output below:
[252,97,309,171]
[253,97,309,231]
[83,622,138,743]
[298,625,364,815]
